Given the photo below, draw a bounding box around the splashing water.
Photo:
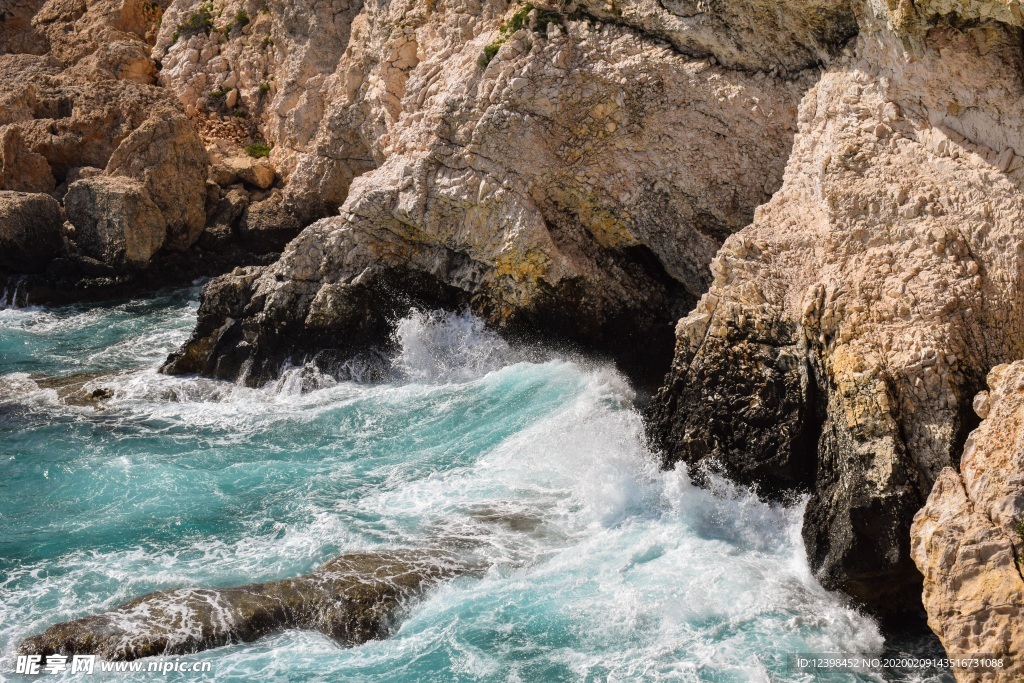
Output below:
[0,290,951,681]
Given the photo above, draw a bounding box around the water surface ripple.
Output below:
[0,291,948,681]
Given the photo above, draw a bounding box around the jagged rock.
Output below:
[153,0,856,229]
[30,0,163,66]
[19,550,469,660]
[581,0,857,73]
[911,362,1024,681]
[161,0,861,387]
[64,176,167,270]
[0,125,55,193]
[0,190,64,272]
[105,112,209,251]
[0,53,176,189]
[67,40,158,84]
[162,263,467,380]
[647,0,1024,623]
[0,0,50,57]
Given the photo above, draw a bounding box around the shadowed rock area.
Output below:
[647,0,1024,624]
[19,551,472,660]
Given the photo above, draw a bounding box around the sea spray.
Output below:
[0,291,947,681]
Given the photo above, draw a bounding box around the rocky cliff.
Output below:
[157,0,857,386]
[6,0,1024,664]
[0,0,291,302]
[912,362,1024,681]
[647,0,1024,623]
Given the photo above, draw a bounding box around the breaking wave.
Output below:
[0,290,949,681]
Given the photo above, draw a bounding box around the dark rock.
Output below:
[162,265,470,384]
[31,372,117,407]
[646,319,819,496]
[19,550,470,661]
[646,305,929,625]
[0,190,64,272]
[237,192,301,254]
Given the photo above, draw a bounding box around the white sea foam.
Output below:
[0,304,947,681]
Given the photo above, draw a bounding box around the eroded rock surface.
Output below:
[911,362,1024,681]
[64,176,167,270]
[104,112,209,251]
[161,0,858,386]
[19,551,468,660]
[647,0,1024,622]
[0,0,270,293]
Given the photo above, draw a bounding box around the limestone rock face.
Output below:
[64,176,168,270]
[105,112,209,251]
[911,362,1024,681]
[162,0,858,386]
[0,55,168,189]
[647,0,1024,622]
[0,0,218,280]
[0,191,65,272]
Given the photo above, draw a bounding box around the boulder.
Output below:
[64,176,167,270]
[104,111,209,251]
[0,190,64,272]
[210,155,275,190]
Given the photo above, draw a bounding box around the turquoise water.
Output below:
[0,290,949,682]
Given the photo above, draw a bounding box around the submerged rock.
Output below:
[648,0,1024,623]
[0,372,118,407]
[19,551,470,660]
[912,362,1024,681]
[32,372,118,407]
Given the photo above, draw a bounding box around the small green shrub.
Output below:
[478,41,503,67]
[174,2,215,42]
[480,3,562,68]
[207,87,228,99]
[234,10,249,27]
[245,142,272,158]
[503,3,533,33]
[259,82,271,94]
[262,36,274,47]
[1015,517,1024,541]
